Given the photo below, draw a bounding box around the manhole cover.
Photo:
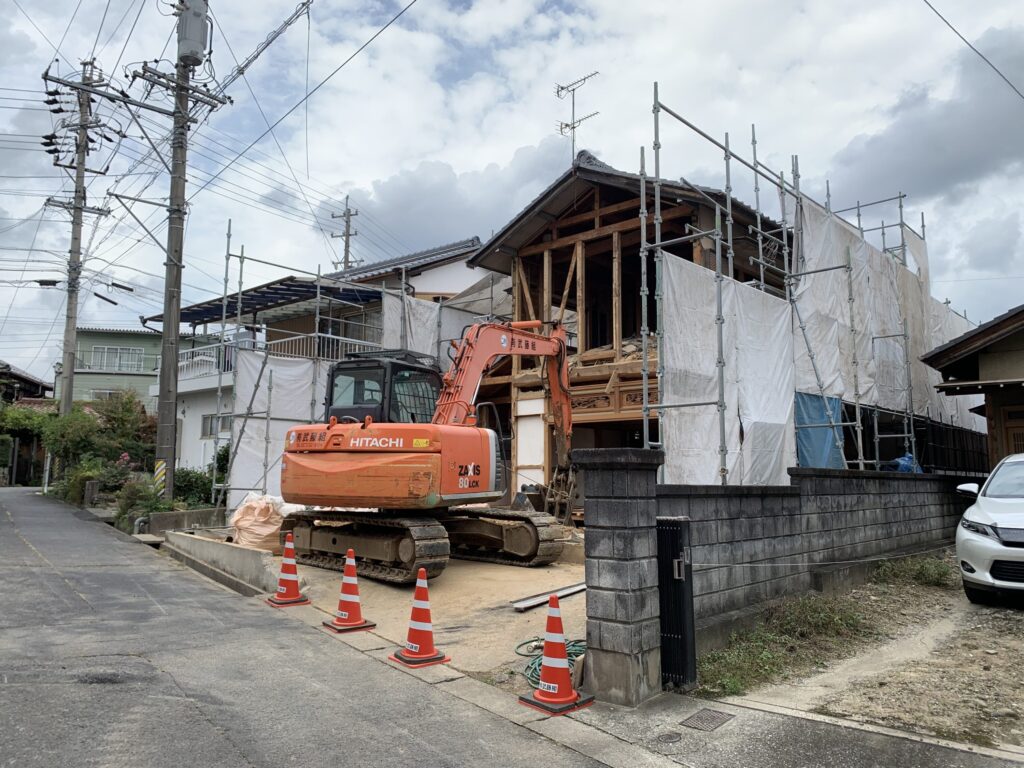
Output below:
[656,732,682,744]
[680,708,734,732]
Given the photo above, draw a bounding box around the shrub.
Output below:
[0,434,12,468]
[41,408,99,465]
[212,443,230,477]
[64,455,105,505]
[173,468,212,506]
[873,555,956,589]
[115,479,172,531]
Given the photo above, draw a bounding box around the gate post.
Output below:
[572,447,664,707]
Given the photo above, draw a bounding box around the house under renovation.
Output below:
[469,144,987,490]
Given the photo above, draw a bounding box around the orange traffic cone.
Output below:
[266,532,311,608]
[322,549,376,633]
[388,568,450,668]
[519,595,594,716]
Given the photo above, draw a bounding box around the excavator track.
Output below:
[441,507,566,568]
[285,512,449,584]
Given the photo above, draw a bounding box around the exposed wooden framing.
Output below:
[520,205,692,257]
[575,240,586,353]
[516,257,537,321]
[557,251,577,323]
[612,230,622,360]
[542,249,552,324]
[558,197,646,229]
[692,236,705,268]
[593,187,601,228]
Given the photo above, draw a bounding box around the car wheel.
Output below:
[963,581,993,605]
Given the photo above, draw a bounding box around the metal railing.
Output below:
[73,351,160,373]
[177,331,381,380]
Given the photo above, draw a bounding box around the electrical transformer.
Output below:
[177,0,209,67]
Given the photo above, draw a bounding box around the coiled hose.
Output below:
[515,637,587,688]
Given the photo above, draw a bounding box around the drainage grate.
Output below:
[656,732,682,744]
[680,708,734,732]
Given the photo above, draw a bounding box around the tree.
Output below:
[41,408,100,466]
[89,391,157,469]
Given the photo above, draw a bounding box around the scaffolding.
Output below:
[637,81,957,481]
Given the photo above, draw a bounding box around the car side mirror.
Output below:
[956,482,980,498]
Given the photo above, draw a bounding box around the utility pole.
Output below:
[153,0,213,500]
[330,194,358,270]
[57,64,91,416]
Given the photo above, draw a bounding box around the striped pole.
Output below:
[153,459,167,497]
[266,532,311,607]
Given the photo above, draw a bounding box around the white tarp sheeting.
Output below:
[228,350,331,508]
[662,256,795,485]
[661,196,984,484]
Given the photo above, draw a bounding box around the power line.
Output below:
[919,0,1024,103]
[9,0,76,69]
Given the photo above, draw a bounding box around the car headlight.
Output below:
[961,518,998,538]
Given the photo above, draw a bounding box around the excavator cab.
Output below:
[325,352,442,426]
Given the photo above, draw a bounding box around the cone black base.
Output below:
[388,648,451,668]
[322,618,376,633]
[266,594,311,608]
[518,692,595,716]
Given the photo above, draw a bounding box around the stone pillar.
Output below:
[572,447,664,707]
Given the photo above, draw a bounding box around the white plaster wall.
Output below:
[176,388,233,470]
[408,261,482,296]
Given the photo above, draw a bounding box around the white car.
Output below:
[956,453,1024,603]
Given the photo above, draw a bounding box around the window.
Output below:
[91,390,120,401]
[389,368,441,423]
[201,414,233,438]
[331,368,384,408]
[984,460,1024,498]
[91,346,145,372]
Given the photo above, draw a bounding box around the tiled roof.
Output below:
[328,237,481,283]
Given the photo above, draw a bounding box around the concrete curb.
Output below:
[164,531,281,595]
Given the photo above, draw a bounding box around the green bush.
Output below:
[872,555,956,589]
[64,455,105,505]
[173,468,212,506]
[0,434,12,468]
[115,479,171,531]
[212,443,229,477]
[41,408,99,465]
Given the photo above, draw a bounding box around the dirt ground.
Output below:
[730,562,1024,750]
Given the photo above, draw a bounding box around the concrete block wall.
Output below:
[657,468,980,620]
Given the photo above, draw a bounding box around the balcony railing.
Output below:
[178,331,382,381]
[74,352,160,374]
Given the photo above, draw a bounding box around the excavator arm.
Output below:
[433,320,572,467]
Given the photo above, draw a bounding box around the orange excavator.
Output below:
[279,320,573,582]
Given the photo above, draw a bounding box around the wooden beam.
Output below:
[521,205,692,257]
[542,249,552,324]
[557,197,646,229]
[557,250,577,323]
[516,257,537,321]
[612,230,622,360]
[593,187,601,228]
[575,240,586,353]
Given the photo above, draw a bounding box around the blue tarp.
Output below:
[795,392,845,469]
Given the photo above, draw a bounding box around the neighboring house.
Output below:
[0,361,53,402]
[53,328,161,411]
[923,302,1024,468]
[145,238,490,493]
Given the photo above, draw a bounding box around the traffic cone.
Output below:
[322,549,376,633]
[519,595,594,716]
[265,532,310,607]
[388,568,450,668]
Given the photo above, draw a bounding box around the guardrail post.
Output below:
[572,447,664,707]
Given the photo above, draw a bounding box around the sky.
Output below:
[1,0,1022,380]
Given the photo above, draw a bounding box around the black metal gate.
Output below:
[657,516,697,690]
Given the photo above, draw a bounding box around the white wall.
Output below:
[408,261,483,296]
[176,388,233,471]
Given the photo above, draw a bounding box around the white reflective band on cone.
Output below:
[412,600,430,610]
[278,573,299,581]
[408,620,432,632]
[416,579,429,588]
[548,607,561,617]
[342,576,358,584]
[346,558,356,566]
[282,557,296,565]
[543,656,570,669]
[338,593,360,603]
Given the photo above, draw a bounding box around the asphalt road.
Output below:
[0,488,602,768]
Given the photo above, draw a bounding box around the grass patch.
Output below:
[872,555,956,589]
[698,594,869,697]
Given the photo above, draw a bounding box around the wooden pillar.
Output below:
[575,240,586,353]
[612,231,622,360]
[542,250,552,324]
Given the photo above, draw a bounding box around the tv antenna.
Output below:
[556,71,599,159]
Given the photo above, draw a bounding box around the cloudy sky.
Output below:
[1,0,1022,379]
